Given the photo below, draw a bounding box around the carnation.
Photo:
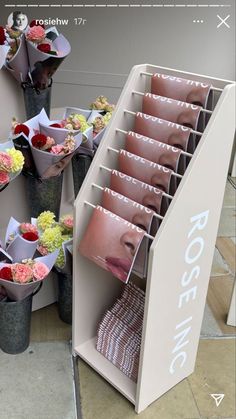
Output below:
[60,214,73,231]
[37,43,51,53]
[14,124,30,137]
[31,134,47,149]
[6,148,24,172]
[0,171,10,185]
[37,211,56,231]
[26,26,46,43]
[0,266,13,281]
[39,226,65,268]
[12,263,33,283]
[19,223,38,234]
[37,245,49,256]
[29,20,45,29]
[22,232,39,242]
[33,262,49,280]
[50,144,65,155]
[50,123,62,128]
[0,151,13,172]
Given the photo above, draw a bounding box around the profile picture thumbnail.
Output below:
[7,11,28,31]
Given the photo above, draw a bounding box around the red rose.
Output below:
[22,232,39,242]
[0,26,6,45]
[29,20,45,29]
[31,134,47,149]
[14,124,30,137]
[37,43,51,53]
[0,267,13,281]
[50,123,61,128]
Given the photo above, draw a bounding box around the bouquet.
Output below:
[0,141,24,191]
[90,96,115,113]
[35,211,73,273]
[0,17,71,90]
[0,251,58,301]
[3,217,39,262]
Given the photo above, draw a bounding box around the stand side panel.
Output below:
[136,85,235,413]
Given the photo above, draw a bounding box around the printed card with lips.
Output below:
[134,112,192,152]
[110,170,168,216]
[101,188,159,278]
[125,131,184,173]
[151,73,212,108]
[78,206,146,283]
[142,93,203,131]
[118,149,175,194]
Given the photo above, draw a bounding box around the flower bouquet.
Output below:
[0,140,24,192]
[35,211,73,323]
[0,251,58,301]
[3,217,39,262]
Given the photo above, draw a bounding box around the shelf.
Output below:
[74,337,137,404]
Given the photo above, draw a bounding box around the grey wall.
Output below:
[1,0,235,108]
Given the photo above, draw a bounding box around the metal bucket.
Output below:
[0,284,41,354]
[56,270,72,325]
[25,174,63,219]
[72,154,92,198]
[22,82,52,119]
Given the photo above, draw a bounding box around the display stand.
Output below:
[72,64,235,413]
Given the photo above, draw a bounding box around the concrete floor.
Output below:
[0,179,235,419]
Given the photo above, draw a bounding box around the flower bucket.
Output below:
[0,283,41,354]
[56,270,72,324]
[22,81,52,119]
[72,153,92,198]
[25,173,63,219]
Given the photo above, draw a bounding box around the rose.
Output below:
[31,134,47,149]
[0,266,12,281]
[33,262,49,280]
[37,43,51,53]
[41,136,55,151]
[0,171,10,185]
[0,152,13,172]
[60,214,73,231]
[26,26,46,43]
[22,232,39,242]
[12,263,33,283]
[0,26,6,45]
[14,124,30,137]
[50,123,62,128]
[29,20,45,29]
[20,222,38,234]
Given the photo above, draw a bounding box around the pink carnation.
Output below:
[12,263,33,283]
[50,144,65,155]
[26,26,46,43]
[33,262,49,280]
[0,171,10,185]
[61,215,73,230]
[20,223,38,234]
[0,151,13,172]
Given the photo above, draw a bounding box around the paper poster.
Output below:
[110,170,168,216]
[142,93,202,131]
[118,149,173,194]
[134,112,192,152]
[151,73,212,108]
[125,131,183,173]
[102,188,159,277]
[79,206,146,283]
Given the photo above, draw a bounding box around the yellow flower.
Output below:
[6,148,24,172]
[37,211,56,231]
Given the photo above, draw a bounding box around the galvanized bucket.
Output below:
[25,174,63,219]
[0,284,41,354]
[72,153,92,198]
[56,270,72,325]
[22,81,52,119]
